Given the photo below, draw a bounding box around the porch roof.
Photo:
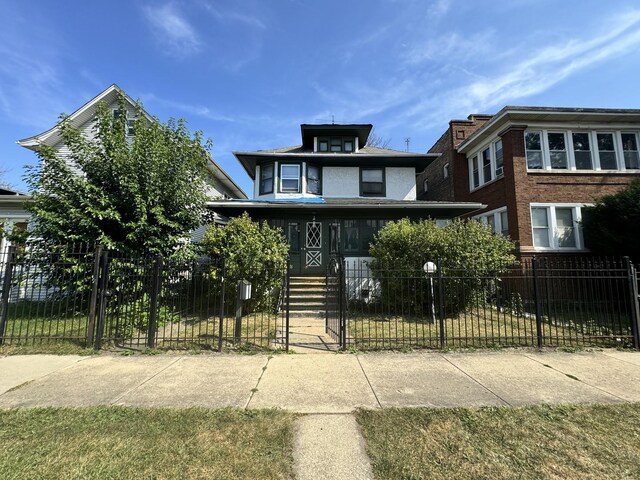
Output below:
[206,198,485,218]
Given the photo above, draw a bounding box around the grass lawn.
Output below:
[357,403,640,480]
[0,407,295,480]
[348,308,631,350]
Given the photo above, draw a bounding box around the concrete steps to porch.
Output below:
[288,276,329,318]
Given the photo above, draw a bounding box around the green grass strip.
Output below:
[357,403,640,480]
[0,407,295,480]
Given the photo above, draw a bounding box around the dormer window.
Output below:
[317,137,356,153]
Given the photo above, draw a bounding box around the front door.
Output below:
[287,222,302,274]
[303,220,324,275]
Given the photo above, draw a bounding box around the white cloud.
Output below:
[200,2,267,30]
[142,3,201,56]
[141,93,236,122]
[428,0,452,18]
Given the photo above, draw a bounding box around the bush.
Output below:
[202,213,289,313]
[368,218,516,314]
[582,179,640,265]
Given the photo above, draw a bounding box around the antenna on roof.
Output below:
[331,114,335,125]
[404,137,411,152]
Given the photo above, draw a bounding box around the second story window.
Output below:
[524,129,640,171]
[469,138,504,191]
[622,133,640,169]
[525,132,543,169]
[572,132,593,170]
[360,168,385,196]
[307,165,321,194]
[259,163,274,195]
[280,164,301,192]
[548,132,568,169]
[597,133,618,170]
[495,140,503,177]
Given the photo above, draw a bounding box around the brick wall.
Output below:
[417,115,491,201]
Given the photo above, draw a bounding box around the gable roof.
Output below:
[16,84,247,199]
[17,84,142,150]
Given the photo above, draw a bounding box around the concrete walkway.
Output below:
[2,349,640,479]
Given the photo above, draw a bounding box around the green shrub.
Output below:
[368,218,516,315]
[582,179,640,264]
[202,213,289,313]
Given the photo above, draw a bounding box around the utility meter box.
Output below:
[239,280,252,300]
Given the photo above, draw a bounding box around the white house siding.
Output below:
[322,167,360,197]
[386,167,416,200]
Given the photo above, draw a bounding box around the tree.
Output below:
[366,127,391,149]
[582,180,640,264]
[25,93,211,257]
[202,213,289,312]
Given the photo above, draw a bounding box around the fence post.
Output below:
[624,257,640,350]
[532,256,544,348]
[147,255,163,348]
[234,281,243,344]
[86,244,102,347]
[217,258,225,352]
[94,250,110,350]
[340,256,347,349]
[437,259,445,348]
[0,245,16,345]
[285,262,290,351]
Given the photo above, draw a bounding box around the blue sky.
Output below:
[2,0,640,196]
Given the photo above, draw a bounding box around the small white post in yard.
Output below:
[423,261,437,325]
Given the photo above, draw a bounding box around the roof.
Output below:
[457,106,640,154]
[0,187,28,196]
[206,197,484,218]
[234,143,436,180]
[300,124,372,149]
[16,84,247,200]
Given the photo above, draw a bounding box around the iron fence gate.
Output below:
[325,255,346,347]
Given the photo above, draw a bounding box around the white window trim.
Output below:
[529,203,592,251]
[473,206,508,236]
[468,138,505,192]
[524,128,640,173]
[280,164,301,193]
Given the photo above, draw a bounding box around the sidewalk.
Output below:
[3,349,640,480]
[2,349,640,410]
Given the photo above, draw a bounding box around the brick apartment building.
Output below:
[417,107,640,258]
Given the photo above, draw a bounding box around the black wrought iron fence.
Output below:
[343,256,640,350]
[0,244,288,351]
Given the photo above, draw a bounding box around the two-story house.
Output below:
[15,84,247,242]
[417,106,640,259]
[208,123,483,275]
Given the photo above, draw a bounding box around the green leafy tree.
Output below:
[25,93,212,257]
[582,179,640,264]
[369,218,516,313]
[202,213,289,313]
